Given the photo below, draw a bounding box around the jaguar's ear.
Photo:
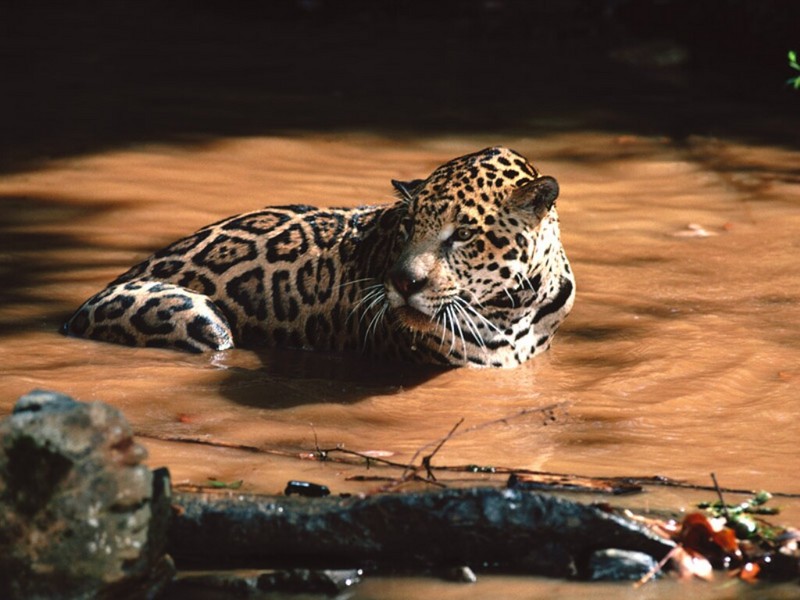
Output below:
[391,179,424,202]
[510,176,559,219]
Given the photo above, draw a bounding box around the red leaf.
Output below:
[678,512,740,557]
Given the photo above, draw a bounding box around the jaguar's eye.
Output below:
[453,227,473,242]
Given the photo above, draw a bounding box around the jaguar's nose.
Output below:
[389,267,428,300]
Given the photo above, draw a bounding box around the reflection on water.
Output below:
[1,134,799,595]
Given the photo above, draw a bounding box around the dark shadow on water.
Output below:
[2,1,800,174]
[216,347,446,409]
[560,325,630,343]
[0,193,169,338]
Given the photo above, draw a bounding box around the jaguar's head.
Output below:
[383,146,573,357]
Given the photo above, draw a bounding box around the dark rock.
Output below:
[170,569,362,598]
[257,569,363,594]
[284,480,331,497]
[169,572,261,597]
[0,389,174,599]
[587,548,660,581]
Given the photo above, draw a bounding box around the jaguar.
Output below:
[62,147,575,367]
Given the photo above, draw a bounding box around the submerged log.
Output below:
[170,487,675,578]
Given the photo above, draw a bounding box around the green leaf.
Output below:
[752,490,772,505]
[207,478,243,489]
[789,50,800,71]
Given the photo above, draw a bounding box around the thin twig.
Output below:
[134,430,800,499]
[634,546,679,588]
[309,422,328,461]
[710,472,730,520]
[421,417,464,481]
[599,474,800,499]
[416,403,568,458]
[317,447,412,470]
[136,432,268,454]
[398,403,568,480]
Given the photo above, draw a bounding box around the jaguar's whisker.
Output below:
[454,296,507,340]
[503,288,516,307]
[515,271,537,292]
[435,313,445,352]
[359,294,387,321]
[434,300,448,352]
[364,303,388,346]
[348,285,385,324]
[449,303,468,357]
[445,305,457,355]
[453,300,485,349]
[347,284,379,314]
[467,308,485,349]
[335,277,376,290]
[347,294,372,324]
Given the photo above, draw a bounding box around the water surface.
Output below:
[1,133,799,595]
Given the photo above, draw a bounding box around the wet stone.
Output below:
[171,569,363,598]
[284,479,331,497]
[257,569,364,595]
[0,389,173,599]
[587,548,660,581]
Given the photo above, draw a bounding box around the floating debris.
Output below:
[672,223,718,237]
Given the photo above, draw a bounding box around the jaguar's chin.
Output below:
[392,305,437,333]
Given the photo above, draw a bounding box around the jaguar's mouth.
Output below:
[393,305,437,333]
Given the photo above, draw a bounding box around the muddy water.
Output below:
[2,133,800,596]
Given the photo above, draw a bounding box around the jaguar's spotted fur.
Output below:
[63,147,575,367]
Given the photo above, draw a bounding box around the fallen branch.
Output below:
[411,416,464,482]
[136,431,800,499]
[168,487,675,577]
